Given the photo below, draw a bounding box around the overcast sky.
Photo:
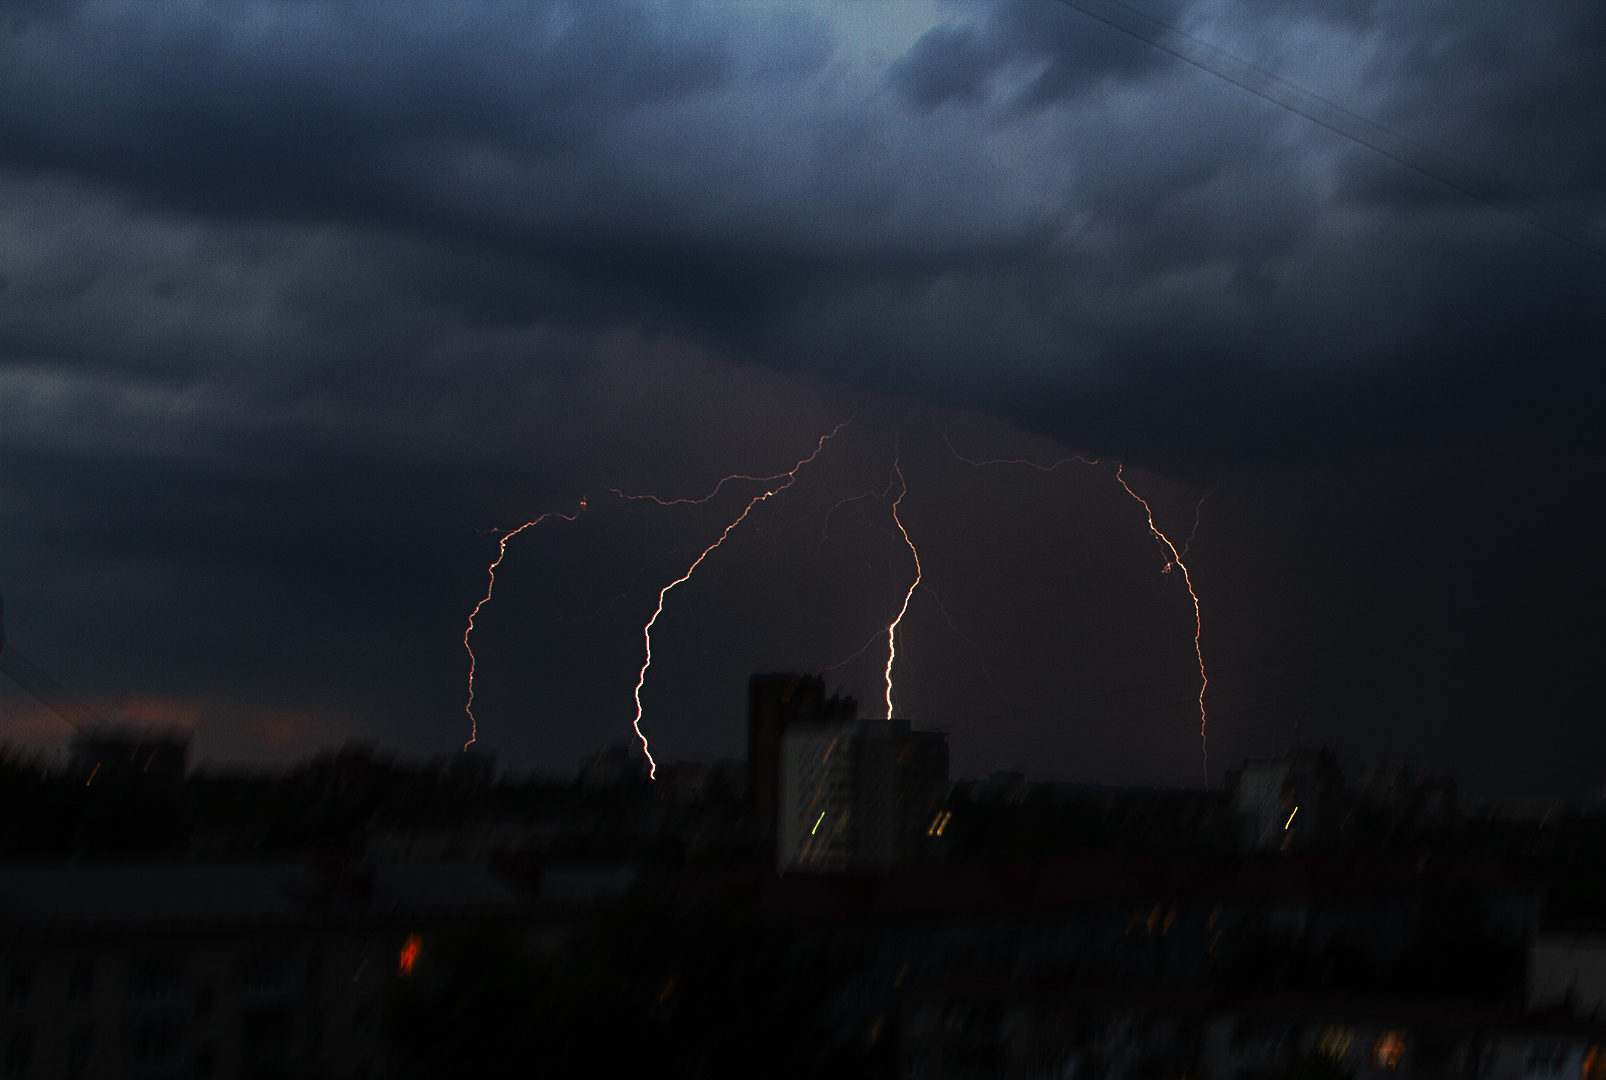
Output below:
[0,1,1600,796]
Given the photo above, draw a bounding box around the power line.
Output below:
[1058,0,1606,259]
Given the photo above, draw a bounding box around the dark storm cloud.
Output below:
[891,2,1173,112]
[0,2,735,207]
[2,1,1599,460]
[0,2,1601,788]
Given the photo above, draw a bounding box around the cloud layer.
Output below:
[0,2,1600,790]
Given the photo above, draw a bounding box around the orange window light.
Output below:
[397,934,421,975]
[1371,1031,1406,1069]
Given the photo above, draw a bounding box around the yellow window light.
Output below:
[1317,1026,1354,1061]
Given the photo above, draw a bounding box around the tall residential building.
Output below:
[778,718,948,872]
[1226,747,1345,852]
[746,673,857,840]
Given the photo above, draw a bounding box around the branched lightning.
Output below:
[824,628,887,672]
[1178,477,1219,560]
[1114,464,1210,781]
[630,423,848,777]
[823,515,965,682]
[611,421,852,505]
[936,418,1217,781]
[883,459,923,720]
[935,422,1100,472]
[819,488,884,543]
[462,500,587,751]
[922,583,979,652]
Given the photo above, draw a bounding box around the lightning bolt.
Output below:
[629,423,847,777]
[611,424,851,505]
[936,425,1101,472]
[883,458,923,720]
[1114,464,1210,782]
[1178,478,1218,560]
[462,501,587,751]
[936,421,1217,782]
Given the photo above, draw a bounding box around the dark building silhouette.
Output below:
[745,672,857,840]
[1356,759,1416,821]
[653,760,709,804]
[1353,759,1460,837]
[69,724,189,791]
[1411,774,1459,833]
[578,745,646,793]
[292,740,395,804]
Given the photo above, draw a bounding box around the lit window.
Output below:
[1585,1046,1604,1080]
[1318,1027,1354,1061]
[397,935,421,976]
[1372,1031,1406,1069]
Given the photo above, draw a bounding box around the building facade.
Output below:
[778,718,948,872]
[1227,747,1345,853]
[747,672,859,845]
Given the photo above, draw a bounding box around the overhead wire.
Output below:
[1056,0,1606,259]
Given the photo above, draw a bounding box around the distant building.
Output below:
[293,740,394,804]
[1226,747,1344,852]
[1531,935,1606,1022]
[968,771,1028,805]
[1411,774,1458,833]
[703,758,747,805]
[1482,799,1570,827]
[1356,759,1416,821]
[746,673,858,840]
[69,724,189,791]
[441,750,495,793]
[777,718,948,872]
[653,761,709,804]
[578,745,646,793]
